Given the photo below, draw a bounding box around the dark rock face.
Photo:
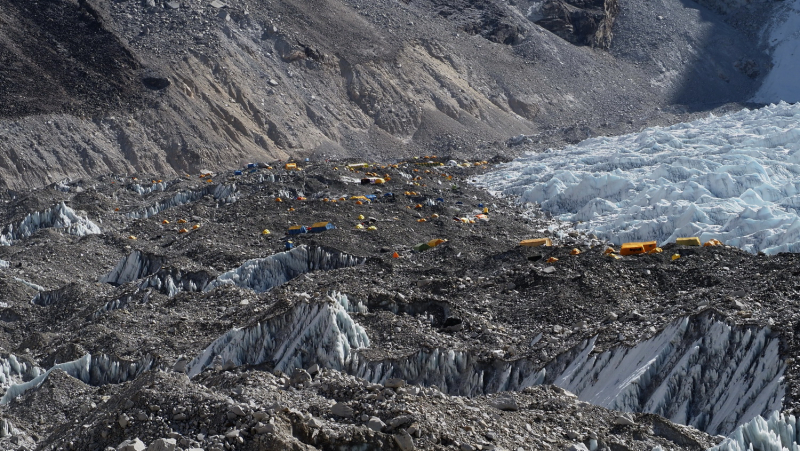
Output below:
[0,0,142,118]
[533,0,619,48]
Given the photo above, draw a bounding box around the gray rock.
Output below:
[147,438,177,451]
[290,368,312,386]
[368,416,386,432]
[307,364,320,376]
[224,429,240,438]
[255,422,276,434]
[613,414,636,426]
[388,415,414,429]
[393,430,415,451]
[542,266,556,274]
[460,444,476,451]
[210,0,226,7]
[331,402,354,417]
[565,430,580,440]
[489,396,519,411]
[567,444,589,451]
[118,413,131,428]
[384,378,406,389]
[268,79,279,87]
[166,1,180,8]
[228,404,246,416]
[117,438,146,451]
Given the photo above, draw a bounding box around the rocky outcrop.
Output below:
[530,0,619,48]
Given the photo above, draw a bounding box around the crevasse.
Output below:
[0,202,101,245]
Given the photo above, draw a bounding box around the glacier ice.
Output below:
[204,245,365,293]
[477,102,800,254]
[184,301,782,437]
[0,259,8,269]
[13,277,45,292]
[99,250,165,286]
[712,410,800,451]
[185,292,370,378]
[0,202,101,246]
[550,313,784,436]
[0,353,154,404]
[126,183,237,220]
[130,181,169,196]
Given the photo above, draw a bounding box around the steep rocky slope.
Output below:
[0,0,772,190]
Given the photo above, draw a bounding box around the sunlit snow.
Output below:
[752,0,800,104]
[478,102,800,254]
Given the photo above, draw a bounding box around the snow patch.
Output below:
[478,102,800,254]
[0,202,100,246]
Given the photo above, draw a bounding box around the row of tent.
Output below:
[288,222,336,235]
[519,236,723,255]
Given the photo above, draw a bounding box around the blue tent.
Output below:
[309,222,335,233]
[288,225,308,235]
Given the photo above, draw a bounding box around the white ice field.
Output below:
[478,102,800,254]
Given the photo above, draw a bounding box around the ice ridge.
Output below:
[477,102,800,254]
[130,181,169,196]
[0,353,155,404]
[0,202,101,246]
[126,183,237,220]
[711,410,800,451]
[185,292,370,378]
[204,245,365,293]
[551,313,784,436]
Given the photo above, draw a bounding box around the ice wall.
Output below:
[711,410,800,451]
[185,292,369,377]
[0,353,154,404]
[126,184,237,220]
[130,181,169,195]
[99,250,165,285]
[551,314,784,436]
[0,202,101,245]
[178,298,784,436]
[204,245,365,293]
[477,102,800,254]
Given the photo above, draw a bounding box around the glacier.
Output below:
[0,202,101,246]
[477,102,800,254]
